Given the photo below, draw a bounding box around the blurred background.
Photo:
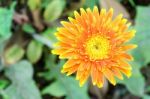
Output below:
[0,0,150,99]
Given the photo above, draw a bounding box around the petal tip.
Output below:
[61,69,65,73]
[51,50,56,54]
[79,83,84,87]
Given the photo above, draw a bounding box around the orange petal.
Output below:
[61,21,77,31]
[91,65,98,85]
[76,70,83,80]
[66,64,79,76]
[118,60,132,70]
[117,19,127,33]
[120,44,137,51]
[86,8,93,24]
[124,30,136,41]
[120,68,132,77]
[55,42,75,48]
[79,69,90,87]
[99,8,106,25]
[57,28,76,37]
[76,62,91,80]
[51,48,66,54]
[103,68,116,85]
[62,59,80,69]
[74,11,80,19]
[100,8,106,18]
[106,8,113,21]
[68,17,77,24]
[120,53,134,61]
[55,32,75,40]
[111,67,123,80]
[80,8,87,18]
[93,6,100,28]
[93,6,99,15]
[78,61,90,71]
[96,71,104,88]
[56,36,74,44]
[112,14,123,25]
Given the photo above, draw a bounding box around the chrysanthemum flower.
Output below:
[52,6,137,88]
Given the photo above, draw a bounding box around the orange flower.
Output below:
[52,6,137,88]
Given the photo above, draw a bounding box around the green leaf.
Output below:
[135,6,150,33]
[28,0,41,10]
[42,76,89,99]
[133,6,150,43]
[42,81,67,97]
[38,55,57,80]
[84,0,99,9]
[118,62,145,97]
[0,80,9,99]
[27,40,43,63]
[0,37,7,56]
[61,76,89,99]
[0,3,15,39]
[4,44,25,65]
[0,90,9,99]
[129,0,136,6]
[41,0,52,8]
[0,80,8,90]
[32,34,54,48]
[42,27,57,43]
[143,95,150,99]
[0,64,4,72]
[134,39,150,66]
[146,86,150,93]
[132,6,150,66]
[22,23,36,34]
[4,60,42,99]
[42,56,90,99]
[44,0,66,22]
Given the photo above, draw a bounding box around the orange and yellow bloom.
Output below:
[52,6,137,88]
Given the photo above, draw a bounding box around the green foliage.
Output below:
[0,0,150,99]
[143,95,150,99]
[43,76,89,99]
[42,27,57,43]
[42,81,67,97]
[4,60,42,99]
[118,62,145,97]
[0,4,14,39]
[44,0,66,22]
[117,6,150,98]
[84,0,99,8]
[28,0,41,10]
[4,44,25,64]
[22,23,36,34]
[0,90,9,99]
[132,6,150,66]
[0,64,4,72]
[0,80,8,90]
[27,40,43,63]
[41,55,90,99]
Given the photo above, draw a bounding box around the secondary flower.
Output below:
[52,6,137,88]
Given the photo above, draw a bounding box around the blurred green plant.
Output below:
[40,55,89,99]
[43,0,66,22]
[4,44,25,65]
[27,40,43,63]
[117,6,150,99]
[4,60,42,99]
[0,0,150,99]
[42,76,89,99]
[0,2,15,39]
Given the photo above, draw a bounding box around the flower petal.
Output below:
[103,68,116,85]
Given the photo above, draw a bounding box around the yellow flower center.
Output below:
[85,35,110,60]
